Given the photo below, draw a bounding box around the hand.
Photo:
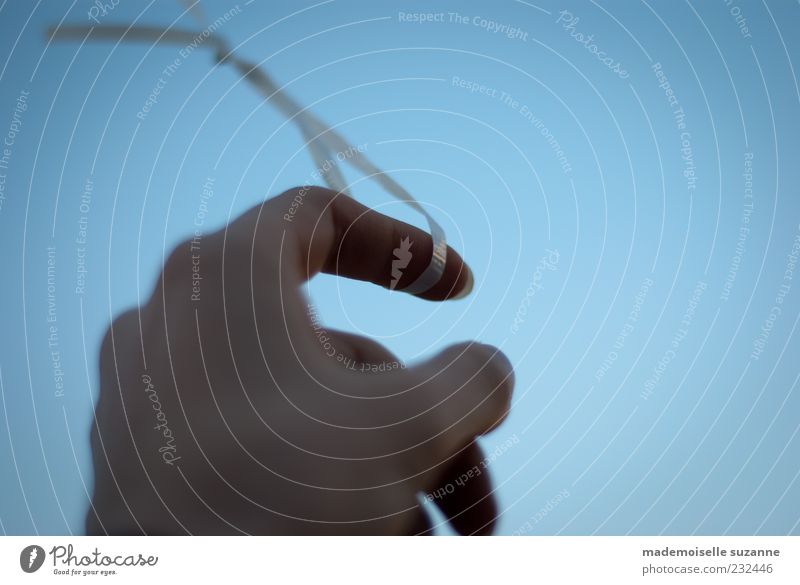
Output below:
[87,186,515,535]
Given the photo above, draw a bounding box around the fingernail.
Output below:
[451,267,474,300]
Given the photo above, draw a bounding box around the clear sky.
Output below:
[0,0,799,535]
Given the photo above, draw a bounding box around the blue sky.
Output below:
[0,0,799,535]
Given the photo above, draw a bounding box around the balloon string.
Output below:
[47,20,448,294]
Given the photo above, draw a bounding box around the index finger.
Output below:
[262,187,474,301]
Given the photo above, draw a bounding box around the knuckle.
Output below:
[301,185,338,205]
[472,344,515,424]
[160,232,225,299]
[99,309,139,378]
[436,342,515,433]
[280,185,338,217]
[161,239,194,284]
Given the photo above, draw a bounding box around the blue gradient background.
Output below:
[0,0,798,535]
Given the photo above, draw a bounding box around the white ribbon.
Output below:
[48,16,447,294]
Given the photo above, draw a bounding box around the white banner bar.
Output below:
[2,536,798,584]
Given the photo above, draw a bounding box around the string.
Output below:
[47,11,447,294]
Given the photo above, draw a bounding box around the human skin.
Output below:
[87,186,515,535]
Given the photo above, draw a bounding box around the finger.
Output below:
[321,328,400,366]
[259,187,474,300]
[306,329,486,537]
[311,328,406,381]
[325,330,502,535]
[428,442,498,535]
[337,331,505,535]
[319,332,505,536]
[405,505,434,536]
[404,342,515,472]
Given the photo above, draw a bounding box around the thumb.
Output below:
[409,342,515,469]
